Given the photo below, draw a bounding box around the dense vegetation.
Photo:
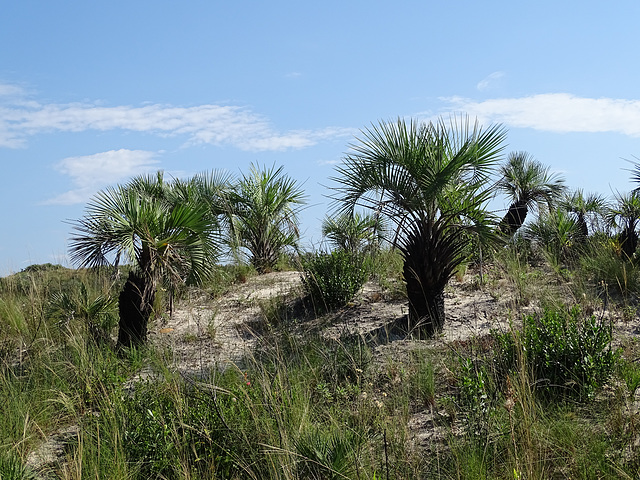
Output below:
[3,116,640,478]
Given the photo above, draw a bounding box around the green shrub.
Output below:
[301,250,368,312]
[496,306,620,400]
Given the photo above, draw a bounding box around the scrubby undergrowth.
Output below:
[2,256,640,479]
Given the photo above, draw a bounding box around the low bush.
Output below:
[580,237,640,296]
[495,306,620,400]
[300,250,368,312]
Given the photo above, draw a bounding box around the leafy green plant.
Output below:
[496,306,620,399]
[457,357,494,438]
[294,427,364,479]
[47,281,117,343]
[301,250,368,312]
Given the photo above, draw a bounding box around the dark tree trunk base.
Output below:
[621,227,638,260]
[405,283,445,337]
[399,219,450,338]
[117,271,154,349]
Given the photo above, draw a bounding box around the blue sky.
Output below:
[2,1,640,274]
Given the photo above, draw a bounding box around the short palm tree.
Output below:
[607,191,640,260]
[559,189,606,239]
[48,281,117,344]
[69,172,225,347]
[228,163,306,273]
[331,117,506,336]
[321,211,385,254]
[497,151,565,236]
[525,209,582,266]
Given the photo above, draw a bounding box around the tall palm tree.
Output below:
[321,211,385,254]
[607,191,640,260]
[497,151,565,236]
[68,172,225,347]
[228,163,306,273]
[331,117,506,336]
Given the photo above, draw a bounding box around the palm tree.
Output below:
[321,211,385,254]
[68,172,225,348]
[48,281,118,345]
[525,209,582,266]
[331,117,506,336]
[559,189,606,239]
[228,163,306,273]
[497,151,565,236]
[607,191,640,260]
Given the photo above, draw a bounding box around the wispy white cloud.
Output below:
[46,149,160,205]
[0,88,351,151]
[442,93,640,136]
[0,84,25,96]
[317,158,341,166]
[476,71,505,91]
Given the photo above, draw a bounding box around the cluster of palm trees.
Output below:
[331,117,640,336]
[70,115,640,345]
[69,166,305,348]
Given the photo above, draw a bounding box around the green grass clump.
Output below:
[0,451,38,480]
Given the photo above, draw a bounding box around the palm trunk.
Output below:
[399,220,449,337]
[404,269,445,336]
[621,226,638,260]
[117,270,155,348]
[576,212,589,241]
[499,200,528,236]
[251,238,278,274]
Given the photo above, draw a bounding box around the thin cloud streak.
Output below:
[443,93,640,136]
[0,97,352,151]
[476,71,505,91]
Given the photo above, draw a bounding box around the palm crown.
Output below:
[497,151,565,236]
[560,189,606,238]
[321,211,385,254]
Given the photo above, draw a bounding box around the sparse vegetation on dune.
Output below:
[2,245,640,479]
[5,123,640,478]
